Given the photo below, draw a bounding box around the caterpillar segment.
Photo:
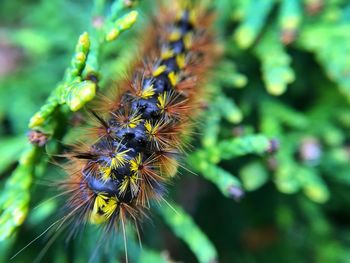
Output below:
[63,4,216,228]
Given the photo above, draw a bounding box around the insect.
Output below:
[62,1,215,231]
[16,1,216,262]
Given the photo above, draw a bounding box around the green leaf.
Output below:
[138,248,168,263]
[240,161,269,191]
[217,134,270,160]
[298,167,330,203]
[234,0,275,48]
[188,153,243,199]
[254,29,295,95]
[157,202,218,263]
[0,136,27,175]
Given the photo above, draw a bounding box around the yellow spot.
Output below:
[169,30,181,41]
[189,9,196,25]
[145,120,160,139]
[176,5,195,23]
[119,10,138,31]
[111,149,130,169]
[157,92,167,112]
[183,33,193,50]
[119,173,138,196]
[118,178,129,195]
[78,32,90,50]
[29,113,45,128]
[161,49,175,60]
[175,10,182,21]
[144,120,153,135]
[130,154,142,173]
[128,114,142,128]
[153,65,167,77]
[141,84,155,99]
[176,54,186,69]
[106,28,120,42]
[100,166,112,181]
[90,195,118,224]
[75,52,86,63]
[168,71,178,86]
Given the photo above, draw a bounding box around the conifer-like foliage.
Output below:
[1,0,350,262]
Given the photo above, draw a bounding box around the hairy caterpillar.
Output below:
[58,0,216,251]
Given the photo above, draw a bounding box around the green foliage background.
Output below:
[1,0,350,262]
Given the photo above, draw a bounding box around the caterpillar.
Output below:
[60,0,216,247]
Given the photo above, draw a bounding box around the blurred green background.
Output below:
[2,0,350,262]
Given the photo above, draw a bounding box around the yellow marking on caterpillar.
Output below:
[175,9,182,21]
[157,92,167,112]
[176,54,186,69]
[153,65,167,77]
[90,194,118,224]
[128,114,142,128]
[100,166,112,181]
[130,154,142,173]
[176,2,195,22]
[141,84,155,99]
[145,120,160,139]
[169,30,181,42]
[168,71,178,86]
[111,149,130,169]
[183,33,193,50]
[189,9,196,25]
[119,173,138,197]
[144,120,153,136]
[161,49,175,60]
